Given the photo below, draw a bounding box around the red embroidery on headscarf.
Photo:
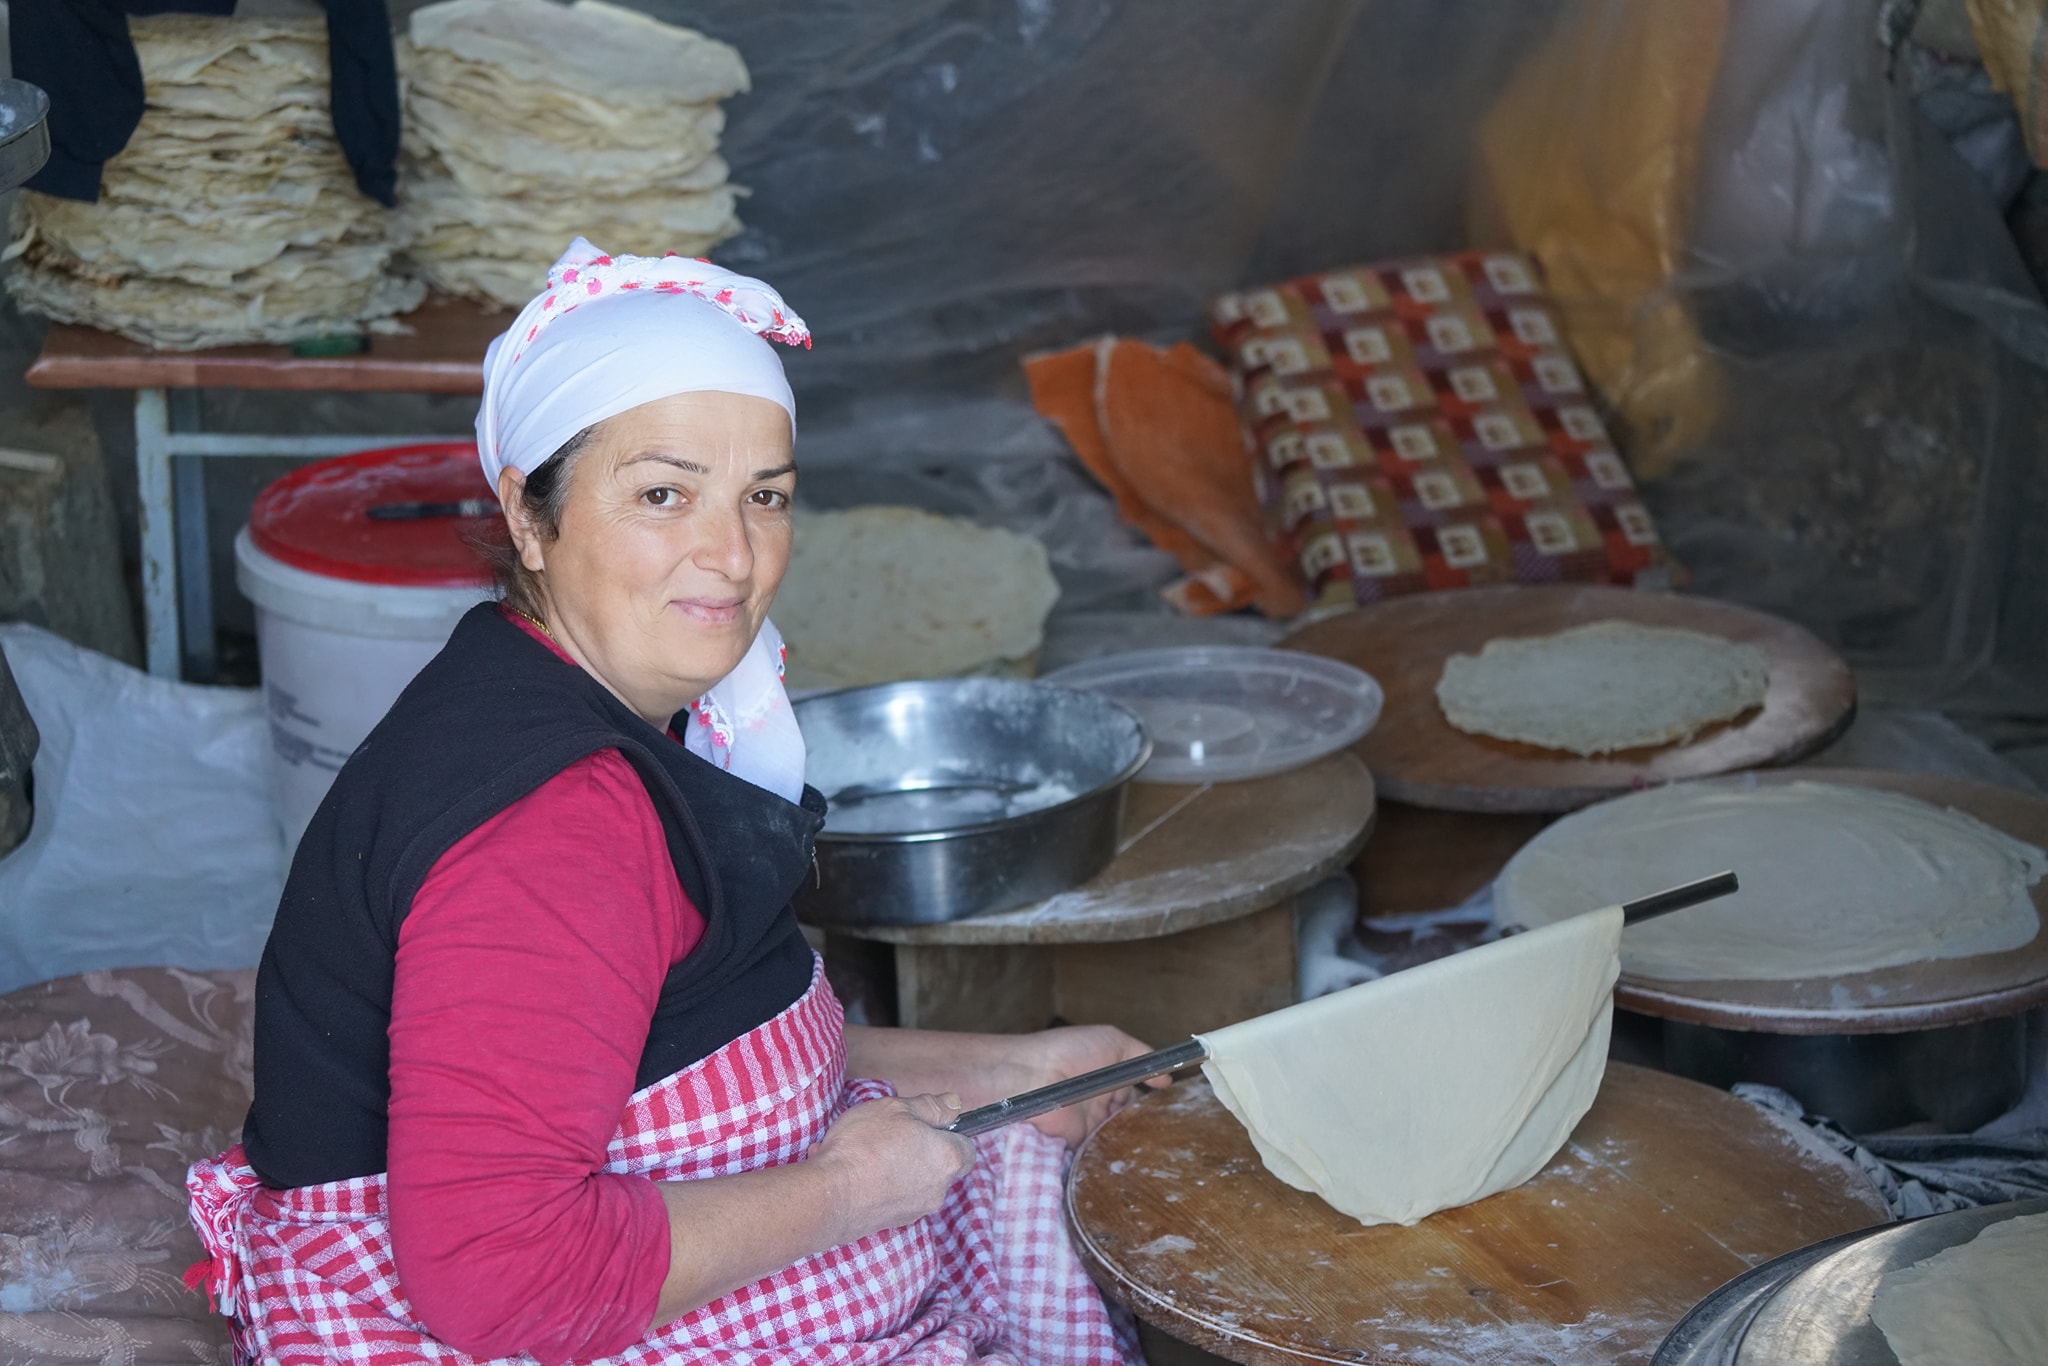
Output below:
[561,267,580,283]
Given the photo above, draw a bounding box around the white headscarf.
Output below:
[477,238,812,805]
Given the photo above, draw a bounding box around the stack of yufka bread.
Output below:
[7,16,421,348]
[6,3,754,343]
[395,0,751,309]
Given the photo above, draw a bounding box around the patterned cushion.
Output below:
[1210,250,1677,613]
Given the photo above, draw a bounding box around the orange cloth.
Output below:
[1025,338,1303,617]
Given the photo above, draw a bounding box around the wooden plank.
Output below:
[1054,900,1297,1044]
[25,295,505,393]
[1612,767,2048,1033]
[893,942,1054,1033]
[1282,585,1856,814]
[1354,801,1549,918]
[833,753,1374,947]
[1067,1064,1889,1366]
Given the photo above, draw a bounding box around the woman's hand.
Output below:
[842,1022,1168,1149]
[807,1094,977,1244]
[990,1025,1166,1148]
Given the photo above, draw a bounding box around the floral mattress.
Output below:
[0,968,251,1365]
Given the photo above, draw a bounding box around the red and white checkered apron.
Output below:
[187,961,1139,1365]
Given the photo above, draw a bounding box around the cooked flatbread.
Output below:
[1436,619,1768,755]
[409,0,748,106]
[4,15,414,348]
[773,507,1061,692]
[396,2,750,307]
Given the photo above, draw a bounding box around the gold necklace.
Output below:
[510,605,554,641]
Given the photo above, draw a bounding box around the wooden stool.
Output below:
[1067,1062,1889,1366]
[818,752,1374,1043]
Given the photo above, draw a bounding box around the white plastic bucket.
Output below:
[236,528,490,847]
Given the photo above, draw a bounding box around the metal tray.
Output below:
[1655,1196,2048,1366]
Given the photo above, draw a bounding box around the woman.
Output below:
[188,240,1153,1365]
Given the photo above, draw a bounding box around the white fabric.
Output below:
[477,237,813,804]
[682,620,808,805]
[474,236,809,486]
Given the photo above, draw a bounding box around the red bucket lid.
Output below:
[248,442,498,588]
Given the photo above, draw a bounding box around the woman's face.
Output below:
[500,390,796,727]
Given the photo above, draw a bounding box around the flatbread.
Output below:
[409,0,748,106]
[1495,779,2046,981]
[772,507,1061,692]
[1198,906,1621,1226]
[1436,619,1769,755]
[396,2,749,308]
[1870,1212,2048,1366]
[4,16,416,348]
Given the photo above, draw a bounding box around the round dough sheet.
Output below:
[1197,906,1622,1226]
[1495,779,2046,982]
[1435,619,1769,756]
[1870,1211,2048,1366]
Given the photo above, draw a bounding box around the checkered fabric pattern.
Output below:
[1210,250,1676,612]
[187,960,1139,1365]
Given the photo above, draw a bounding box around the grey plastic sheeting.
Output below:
[411,1,2048,709]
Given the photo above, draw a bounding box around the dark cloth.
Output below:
[1735,1083,2048,1218]
[242,604,825,1189]
[12,0,399,206]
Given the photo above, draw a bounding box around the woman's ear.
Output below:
[497,466,549,574]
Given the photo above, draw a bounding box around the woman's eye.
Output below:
[750,489,791,509]
[644,487,680,507]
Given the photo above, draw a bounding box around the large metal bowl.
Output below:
[794,678,1151,927]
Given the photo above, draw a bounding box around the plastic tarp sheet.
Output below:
[584,0,2048,708]
[0,625,285,994]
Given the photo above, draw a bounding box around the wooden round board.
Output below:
[829,752,1375,946]
[1281,585,1856,814]
[1608,767,2048,1034]
[1067,1063,1889,1366]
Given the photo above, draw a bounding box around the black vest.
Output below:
[241,605,825,1189]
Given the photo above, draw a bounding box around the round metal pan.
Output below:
[794,678,1150,927]
[1656,1195,2048,1366]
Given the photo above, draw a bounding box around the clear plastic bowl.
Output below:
[1043,646,1383,784]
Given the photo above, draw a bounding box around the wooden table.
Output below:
[25,296,503,679]
[818,753,1375,1044]
[1067,1064,1889,1366]
[1283,585,1857,813]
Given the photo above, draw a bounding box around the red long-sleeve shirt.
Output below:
[385,616,706,1362]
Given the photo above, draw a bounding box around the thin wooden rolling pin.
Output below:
[948,870,1739,1137]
